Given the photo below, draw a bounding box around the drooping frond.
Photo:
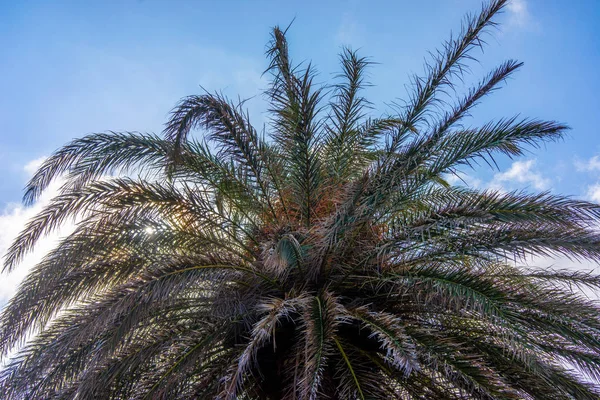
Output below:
[22,132,171,206]
[345,307,418,375]
[221,296,307,399]
[163,92,289,222]
[299,292,340,400]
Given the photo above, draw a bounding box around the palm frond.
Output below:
[265,27,325,227]
[322,48,373,184]
[386,0,510,152]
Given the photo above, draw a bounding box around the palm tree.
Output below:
[2,0,600,398]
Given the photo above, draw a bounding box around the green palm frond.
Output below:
[322,48,374,183]
[265,26,325,227]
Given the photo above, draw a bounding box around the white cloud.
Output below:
[586,183,600,203]
[524,254,600,301]
[488,159,550,192]
[0,192,56,306]
[576,155,600,203]
[526,254,599,271]
[443,171,483,189]
[575,155,600,172]
[23,156,47,177]
[443,160,551,193]
[506,0,531,27]
[0,160,68,308]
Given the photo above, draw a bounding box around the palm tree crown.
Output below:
[3,0,600,398]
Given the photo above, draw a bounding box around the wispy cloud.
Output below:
[575,155,600,172]
[506,0,530,26]
[574,155,600,203]
[335,11,366,48]
[504,0,540,32]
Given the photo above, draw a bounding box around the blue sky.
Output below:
[0,0,599,302]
